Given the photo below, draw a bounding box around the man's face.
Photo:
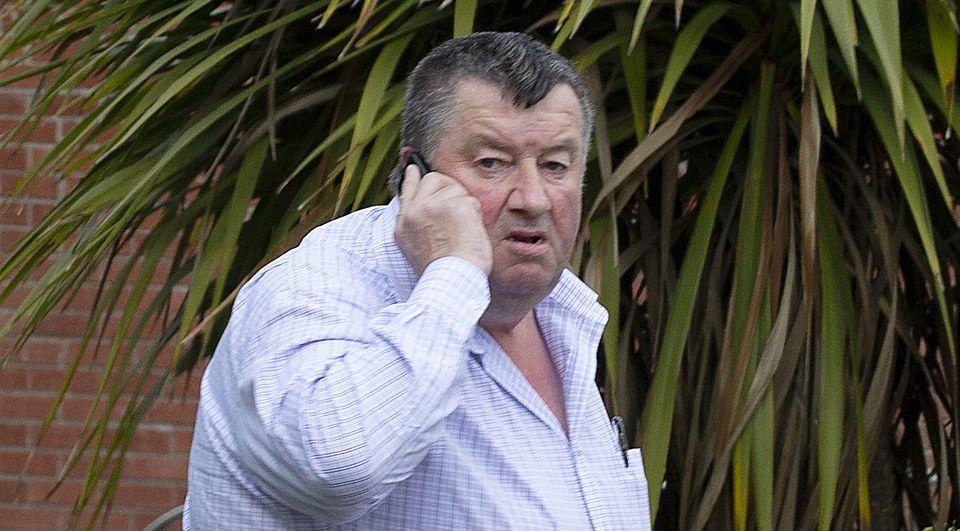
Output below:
[432,79,585,302]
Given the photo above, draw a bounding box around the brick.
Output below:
[23,478,82,504]
[25,365,72,393]
[142,399,199,427]
[0,199,29,225]
[28,366,101,393]
[0,148,26,171]
[111,483,179,509]
[45,94,88,118]
[29,200,54,223]
[173,368,204,397]
[0,479,24,502]
[61,173,82,191]
[0,64,44,89]
[0,365,29,389]
[77,509,135,531]
[0,67,205,529]
[25,144,51,168]
[135,508,182,531]
[57,283,107,315]
[0,449,58,475]
[0,337,63,364]
[0,394,56,420]
[0,118,57,143]
[55,116,84,138]
[59,394,130,422]
[120,454,188,482]
[29,423,84,449]
[0,505,66,530]
[32,40,84,66]
[0,283,34,308]
[0,225,28,252]
[0,92,28,116]
[172,428,195,453]
[1,171,59,198]
[0,422,28,446]
[126,426,174,454]
[30,312,93,338]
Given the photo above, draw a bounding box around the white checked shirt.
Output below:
[184,198,652,530]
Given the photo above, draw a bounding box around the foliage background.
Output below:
[1,0,959,529]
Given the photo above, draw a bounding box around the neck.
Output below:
[480,306,536,341]
[480,281,555,334]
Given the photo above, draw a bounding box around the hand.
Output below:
[395,164,493,276]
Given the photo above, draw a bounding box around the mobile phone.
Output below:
[408,151,431,176]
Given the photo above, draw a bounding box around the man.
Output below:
[185,32,651,529]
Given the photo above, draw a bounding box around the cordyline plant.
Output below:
[1,0,958,529]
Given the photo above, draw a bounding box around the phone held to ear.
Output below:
[408,151,431,176]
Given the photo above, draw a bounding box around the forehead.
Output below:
[448,79,584,151]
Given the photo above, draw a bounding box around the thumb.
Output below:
[400,163,422,199]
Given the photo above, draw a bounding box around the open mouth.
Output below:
[507,232,545,244]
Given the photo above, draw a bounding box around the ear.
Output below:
[398,146,416,167]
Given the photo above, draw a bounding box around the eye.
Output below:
[541,160,568,177]
[478,158,502,169]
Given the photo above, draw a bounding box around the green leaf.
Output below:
[571,0,600,36]
[799,73,820,324]
[854,374,872,531]
[856,0,904,147]
[799,0,817,81]
[616,9,648,140]
[588,29,766,222]
[821,0,859,95]
[175,137,269,361]
[339,33,414,213]
[725,64,775,531]
[642,102,750,518]
[588,210,621,390]
[572,33,624,71]
[862,74,956,359]
[106,5,312,156]
[752,375,775,531]
[902,75,955,214]
[353,107,402,209]
[733,430,752,530]
[453,0,477,37]
[805,8,838,132]
[0,0,57,64]
[927,0,957,122]
[816,181,847,531]
[627,0,656,52]
[649,3,735,129]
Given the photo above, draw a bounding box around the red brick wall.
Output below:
[1,64,202,529]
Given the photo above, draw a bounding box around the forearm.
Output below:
[213,256,489,522]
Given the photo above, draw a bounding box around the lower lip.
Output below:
[505,239,548,256]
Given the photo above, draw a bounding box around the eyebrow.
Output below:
[469,133,581,157]
[469,134,512,153]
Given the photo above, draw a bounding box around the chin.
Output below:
[490,266,563,301]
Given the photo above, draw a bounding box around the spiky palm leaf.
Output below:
[1,1,958,529]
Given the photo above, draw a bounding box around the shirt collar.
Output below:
[543,269,608,326]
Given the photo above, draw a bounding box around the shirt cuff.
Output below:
[409,256,490,327]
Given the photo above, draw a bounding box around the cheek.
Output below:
[468,189,506,227]
[551,190,582,241]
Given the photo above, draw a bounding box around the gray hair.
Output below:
[388,31,594,194]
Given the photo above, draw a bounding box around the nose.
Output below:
[506,161,550,215]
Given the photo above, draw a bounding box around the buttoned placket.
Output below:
[466,318,615,530]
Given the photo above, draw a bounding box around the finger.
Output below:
[400,163,422,199]
[418,172,471,199]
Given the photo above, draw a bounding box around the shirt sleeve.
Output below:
[205,251,490,523]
